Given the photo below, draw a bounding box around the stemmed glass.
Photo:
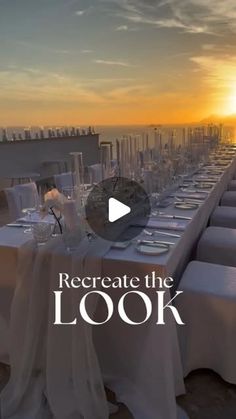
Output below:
[20,191,38,233]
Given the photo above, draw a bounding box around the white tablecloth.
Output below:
[0,153,236,418]
[1,236,185,419]
[103,156,236,284]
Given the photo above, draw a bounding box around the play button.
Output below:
[85,177,151,242]
[108,198,131,222]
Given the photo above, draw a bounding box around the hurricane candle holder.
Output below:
[70,151,84,209]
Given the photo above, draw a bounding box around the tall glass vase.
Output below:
[100,143,112,179]
[70,151,84,210]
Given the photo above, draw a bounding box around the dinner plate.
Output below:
[196,182,213,189]
[181,182,196,188]
[206,171,223,176]
[174,202,198,210]
[195,177,217,182]
[216,162,229,166]
[181,187,197,193]
[135,242,170,255]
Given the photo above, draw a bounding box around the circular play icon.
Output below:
[85,177,151,242]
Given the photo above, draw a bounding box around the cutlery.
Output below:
[194,177,218,182]
[175,200,202,206]
[175,197,203,204]
[154,214,192,221]
[174,194,206,200]
[181,188,211,194]
[136,239,175,246]
[144,229,181,238]
[7,223,31,228]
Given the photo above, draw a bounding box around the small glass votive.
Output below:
[32,222,53,245]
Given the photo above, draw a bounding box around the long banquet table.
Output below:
[1,155,236,292]
[0,150,236,419]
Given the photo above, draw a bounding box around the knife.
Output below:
[154,230,181,238]
[176,199,203,205]
[137,239,175,246]
[7,223,31,228]
[155,214,192,221]
[144,229,181,238]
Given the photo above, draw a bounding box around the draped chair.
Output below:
[5,182,39,221]
[53,172,75,192]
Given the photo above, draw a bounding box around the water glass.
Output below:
[32,222,53,245]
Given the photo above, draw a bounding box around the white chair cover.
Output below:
[54,172,74,192]
[142,170,154,194]
[228,180,236,191]
[15,183,39,210]
[4,188,21,221]
[210,206,236,229]
[176,260,236,384]
[88,164,102,184]
[196,226,236,267]
[221,191,236,207]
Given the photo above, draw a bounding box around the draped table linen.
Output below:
[0,153,236,418]
[1,236,186,419]
[1,237,110,419]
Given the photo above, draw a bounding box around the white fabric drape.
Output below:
[1,237,110,419]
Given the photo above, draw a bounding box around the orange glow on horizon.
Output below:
[0,96,215,126]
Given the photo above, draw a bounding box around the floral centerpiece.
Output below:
[42,188,66,234]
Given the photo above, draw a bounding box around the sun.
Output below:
[225,88,236,115]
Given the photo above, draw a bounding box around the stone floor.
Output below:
[0,195,236,418]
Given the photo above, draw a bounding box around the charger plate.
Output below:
[174,202,198,210]
[135,241,169,255]
[196,182,213,189]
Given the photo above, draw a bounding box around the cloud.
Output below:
[94,59,133,67]
[190,54,236,89]
[116,25,129,31]
[75,10,86,16]
[16,40,93,56]
[0,66,147,106]
[81,49,93,54]
[115,24,138,31]
[16,40,72,55]
[124,14,208,32]
[202,44,216,51]
[0,67,103,104]
[100,0,236,35]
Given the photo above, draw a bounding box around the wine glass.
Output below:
[20,191,38,233]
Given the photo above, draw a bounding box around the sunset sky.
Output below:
[1,0,236,125]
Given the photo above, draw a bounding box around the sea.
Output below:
[0,124,189,152]
[3,123,234,158]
